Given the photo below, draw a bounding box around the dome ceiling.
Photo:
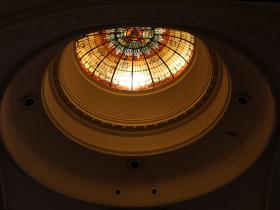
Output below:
[75,27,195,91]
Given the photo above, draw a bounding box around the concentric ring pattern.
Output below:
[75,27,195,91]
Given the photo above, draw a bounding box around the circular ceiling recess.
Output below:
[75,27,195,91]
[0,25,276,207]
[41,27,231,156]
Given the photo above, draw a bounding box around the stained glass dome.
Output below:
[75,27,195,91]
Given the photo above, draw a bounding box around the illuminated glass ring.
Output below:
[75,27,195,91]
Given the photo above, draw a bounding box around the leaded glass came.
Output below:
[75,27,195,91]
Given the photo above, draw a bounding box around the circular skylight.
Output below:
[75,27,195,91]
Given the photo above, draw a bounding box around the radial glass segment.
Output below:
[75,27,195,91]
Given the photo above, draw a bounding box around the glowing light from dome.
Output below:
[75,27,195,91]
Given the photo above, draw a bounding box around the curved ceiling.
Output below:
[75,27,195,91]
[0,1,279,210]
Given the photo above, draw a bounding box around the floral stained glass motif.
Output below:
[75,27,195,91]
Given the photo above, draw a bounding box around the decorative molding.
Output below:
[49,48,220,134]
[0,3,279,50]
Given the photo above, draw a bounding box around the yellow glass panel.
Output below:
[75,27,195,91]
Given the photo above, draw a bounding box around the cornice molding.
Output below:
[0,2,279,50]
[49,48,220,134]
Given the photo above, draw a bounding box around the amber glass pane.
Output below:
[75,27,195,91]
